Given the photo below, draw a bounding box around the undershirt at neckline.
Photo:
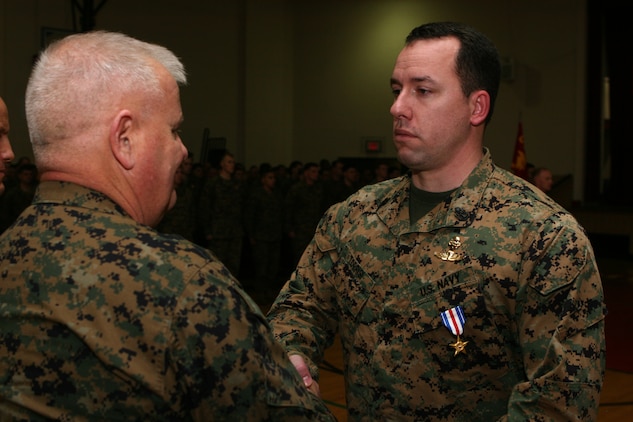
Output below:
[409,182,457,224]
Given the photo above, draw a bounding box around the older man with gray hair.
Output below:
[0,31,334,421]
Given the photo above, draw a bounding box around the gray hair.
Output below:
[25,31,186,156]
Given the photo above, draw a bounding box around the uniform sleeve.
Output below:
[267,207,341,379]
[507,217,606,421]
[170,261,336,421]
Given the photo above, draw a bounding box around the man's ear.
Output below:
[110,110,135,170]
[470,90,490,127]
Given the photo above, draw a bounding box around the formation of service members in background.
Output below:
[0,151,404,289]
[0,152,552,291]
[158,152,404,291]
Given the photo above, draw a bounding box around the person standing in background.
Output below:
[0,96,16,201]
[186,161,208,246]
[532,166,553,193]
[371,161,389,184]
[279,160,303,197]
[0,162,38,232]
[199,150,245,276]
[325,162,361,206]
[284,161,324,266]
[156,162,196,241]
[244,165,284,290]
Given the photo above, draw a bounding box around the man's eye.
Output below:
[391,88,401,97]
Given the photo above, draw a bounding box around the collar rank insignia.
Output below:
[441,305,468,356]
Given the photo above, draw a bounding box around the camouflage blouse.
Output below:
[0,181,335,421]
[268,149,606,421]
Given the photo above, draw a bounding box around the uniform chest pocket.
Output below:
[327,240,377,321]
[412,268,518,387]
[411,267,484,335]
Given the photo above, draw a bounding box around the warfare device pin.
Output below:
[435,236,464,262]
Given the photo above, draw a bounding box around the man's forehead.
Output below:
[398,37,459,63]
[0,100,9,130]
[392,38,458,82]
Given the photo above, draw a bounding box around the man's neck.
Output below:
[411,146,483,192]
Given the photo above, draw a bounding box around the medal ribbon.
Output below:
[441,306,465,336]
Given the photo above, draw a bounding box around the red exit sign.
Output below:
[365,139,382,153]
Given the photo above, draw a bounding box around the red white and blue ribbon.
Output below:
[441,306,465,336]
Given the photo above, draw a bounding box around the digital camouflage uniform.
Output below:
[268,149,606,421]
[244,184,284,284]
[199,176,244,276]
[156,183,196,242]
[0,181,335,422]
[283,180,325,265]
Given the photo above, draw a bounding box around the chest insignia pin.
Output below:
[435,236,464,262]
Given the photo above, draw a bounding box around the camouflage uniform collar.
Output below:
[33,181,128,217]
[377,148,494,234]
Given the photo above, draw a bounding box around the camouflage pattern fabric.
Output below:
[199,175,244,240]
[283,181,325,264]
[199,176,244,275]
[156,183,196,242]
[268,148,606,421]
[244,185,283,244]
[0,181,335,421]
[244,185,284,283]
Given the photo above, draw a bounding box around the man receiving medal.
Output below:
[267,21,606,421]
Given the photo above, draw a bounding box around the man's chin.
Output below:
[395,150,412,166]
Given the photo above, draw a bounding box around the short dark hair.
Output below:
[302,162,319,173]
[405,22,501,125]
[532,167,551,179]
[17,163,37,174]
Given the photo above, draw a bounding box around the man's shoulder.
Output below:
[321,177,406,223]
[354,176,406,203]
[10,201,214,271]
[485,165,582,228]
